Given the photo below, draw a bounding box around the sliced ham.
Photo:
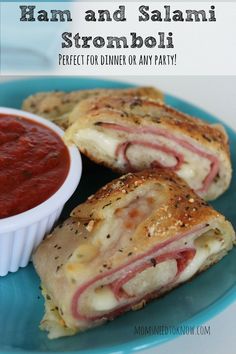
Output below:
[71,229,199,322]
[100,122,219,194]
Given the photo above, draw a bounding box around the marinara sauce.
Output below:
[0,114,70,218]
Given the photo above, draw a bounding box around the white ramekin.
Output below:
[0,107,82,276]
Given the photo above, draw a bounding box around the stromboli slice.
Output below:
[65,95,231,201]
[22,86,163,129]
[33,169,235,339]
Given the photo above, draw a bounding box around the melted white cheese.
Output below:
[89,260,177,312]
[126,144,177,169]
[76,127,212,190]
[89,230,224,312]
[123,259,177,296]
[75,129,120,157]
[177,163,196,180]
[177,232,223,283]
[89,286,119,312]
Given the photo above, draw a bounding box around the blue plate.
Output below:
[0,78,235,354]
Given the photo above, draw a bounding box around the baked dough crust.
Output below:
[22,87,163,129]
[33,169,235,338]
[65,96,231,200]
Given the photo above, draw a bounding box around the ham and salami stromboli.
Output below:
[65,95,232,201]
[33,169,235,339]
[22,87,163,129]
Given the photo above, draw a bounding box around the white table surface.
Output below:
[0,76,235,354]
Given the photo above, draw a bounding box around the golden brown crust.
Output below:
[72,168,213,221]
[67,95,229,157]
[22,87,163,129]
[71,169,219,257]
[34,169,223,287]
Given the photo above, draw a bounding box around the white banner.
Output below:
[1,2,236,75]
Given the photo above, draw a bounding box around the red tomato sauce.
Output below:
[0,114,70,218]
